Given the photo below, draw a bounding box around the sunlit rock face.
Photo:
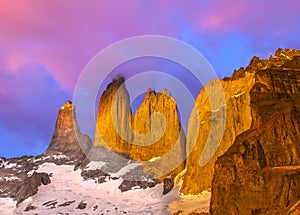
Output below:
[181,48,300,195]
[210,49,300,214]
[45,100,92,162]
[94,76,133,156]
[181,66,255,194]
[94,75,185,179]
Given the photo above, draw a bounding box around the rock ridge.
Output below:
[210,49,300,214]
[181,48,300,195]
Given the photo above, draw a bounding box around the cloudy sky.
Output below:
[1,0,300,157]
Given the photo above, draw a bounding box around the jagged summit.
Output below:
[45,100,91,163]
[112,74,125,83]
[273,47,300,59]
[94,74,185,179]
[145,88,172,97]
[105,74,126,90]
[59,100,74,110]
[227,48,300,80]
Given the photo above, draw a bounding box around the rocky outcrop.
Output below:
[131,88,185,161]
[94,76,133,156]
[14,172,51,204]
[94,75,185,180]
[210,49,300,214]
[181,65,254,194]
[181,48,300,194]
[131,88,186,179]
[46,100,92,163]
[118,179,159,192]
[0,156,54,202]
[163,176,174,195]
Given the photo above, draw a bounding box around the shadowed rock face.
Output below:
[94,76,185,180]
[210,49,300,214]
[45,100,92,163]
[14,172,51,205]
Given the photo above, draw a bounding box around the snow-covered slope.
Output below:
[0,163,210,214]
[0,197,16,215]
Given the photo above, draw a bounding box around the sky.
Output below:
[1,0,300,158]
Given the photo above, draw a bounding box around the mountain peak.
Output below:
[159,88,172,97]
[45,101,91,162]
[145,88,173,98]
[94,77,185,179]
[109,74,125,89]
[60,100,74,110]
[273,47,300,59]
[146,88,157,96]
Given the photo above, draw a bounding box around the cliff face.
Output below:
[210,49,300,214]
[94,76,133,156]
[181,48,300,194]
[132,89,186,178]
[181,66,254,194]
[94,76,185,179]
[45,101,92,162]
[131,89,183,161]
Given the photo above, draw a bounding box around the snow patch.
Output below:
[13,163,187,214]
[43,154,69,160]
[149,157,160,162]
[231,91,246,98]
[34,154,69,163]
[210,104,226,113]
[0,198,16,215]
[85,161,106,170]
[168,190,211,214]
[27,170,35,177]
[280,52,291,60]
[3,162,17,169]
[0,176,21,181]
[110,162,140,178]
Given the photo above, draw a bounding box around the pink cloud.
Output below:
[0,1,142,92]
[0,0,300,94]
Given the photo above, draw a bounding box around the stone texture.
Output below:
[94,76,133,156]
[94,75,185,180]
[118,179,159,192]
[163,176,174,195]
[210,49,300,214]
[181,68,254,194]
[0,156,57,203]
[14,172,51,204]
[45,100,92,163]
[181,48,300,195]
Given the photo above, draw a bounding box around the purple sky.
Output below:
[1,0,300,158]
